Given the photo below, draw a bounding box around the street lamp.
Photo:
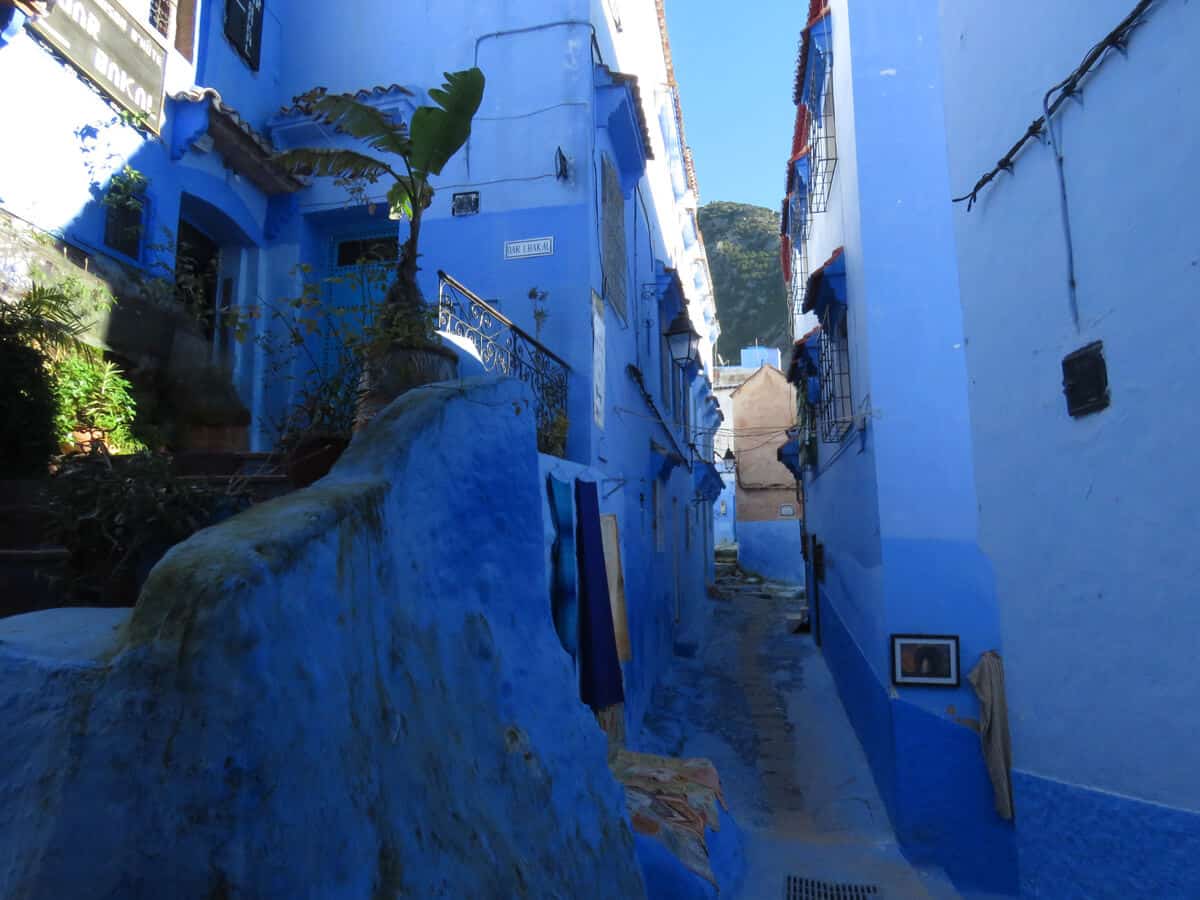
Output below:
[664,309,701,368]
[720,448,736,473]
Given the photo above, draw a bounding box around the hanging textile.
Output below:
[968,650,1015,820]
[546,474,579,660]
[575,479,625,711]
[600,514,633,663]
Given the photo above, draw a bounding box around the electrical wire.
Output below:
[952,0,1157,210]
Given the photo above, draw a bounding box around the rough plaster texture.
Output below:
[0,378,645,900]
[1012,770,1200,899]
[737,521,804,585]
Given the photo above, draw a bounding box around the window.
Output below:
[1062,342,1110,417]
[805,29,837,214]
[149,0,172,37]
[789,245,809,340]
[149,0,197,60]
[818,303,852,442]
[225,0,264,71]
[103,193,147,261]
[601,155,628,319]
[660,335,672,414]
[335,236,398,266]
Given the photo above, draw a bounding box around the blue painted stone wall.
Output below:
[1,0,718,756]
[736,520,803,583]
[938,0,1200,893]
[0,378,647,898]
[714,475,736,546]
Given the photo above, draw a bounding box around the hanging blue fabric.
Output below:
[546,475,579,661]
[575,479,625,711]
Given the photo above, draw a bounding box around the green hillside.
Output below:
[698,201,788,364]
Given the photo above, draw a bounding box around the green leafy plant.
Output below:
[0,281,100,358]
[102,165,149,214]
[51,350,144,453]
[0,280,104,475]
[274,69,485,349]
[0,335,57,476]
[539,410,570,457]
[47,450,243,600]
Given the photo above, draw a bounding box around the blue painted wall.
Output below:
[713,474,735,546]
[787,0,1015,892]
[0,0,719,762]
[736,520,803,583]
[738,346,780,369]
[938,0,1200,893]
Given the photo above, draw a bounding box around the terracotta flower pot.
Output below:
[355,342,459,431]
[285,435,350,488]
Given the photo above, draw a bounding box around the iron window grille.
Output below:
[807,47,837,215]
[224,0,264,71]
[788,245,809,341]
[818,304,852,442]
[149,0,173,37]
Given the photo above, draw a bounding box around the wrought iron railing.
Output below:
[437,271,571,456]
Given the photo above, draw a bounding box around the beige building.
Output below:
[730,365,799,523]
[713,351,803,581]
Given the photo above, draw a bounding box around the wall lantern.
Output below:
[665,310,701,368]
[720,448,736,473]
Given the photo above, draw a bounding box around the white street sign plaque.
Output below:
[504,237,554,260]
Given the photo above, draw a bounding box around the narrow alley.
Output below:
[640,554,961,899]
[1,0,1197,896]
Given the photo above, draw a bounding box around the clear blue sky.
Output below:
[664,0,800,212]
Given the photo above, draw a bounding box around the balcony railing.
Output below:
[437,271,571,456]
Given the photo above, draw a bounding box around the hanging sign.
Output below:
[28,0,168,132]
[504,236,554,260]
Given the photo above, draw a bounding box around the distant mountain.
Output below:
[698,201,788,365]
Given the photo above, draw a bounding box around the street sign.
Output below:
[504,236,554,260]
[29,0,168,132]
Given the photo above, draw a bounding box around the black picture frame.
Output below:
[890,634,960,687]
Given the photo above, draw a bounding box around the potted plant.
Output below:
[277,365,360,487]
[274,68,486,428]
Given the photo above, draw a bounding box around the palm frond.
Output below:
[410,68,486,179]
[294,88,411,158]
[0,282,94,358]
[273,148,398,184]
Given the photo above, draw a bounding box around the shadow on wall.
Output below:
[0,377,646,899]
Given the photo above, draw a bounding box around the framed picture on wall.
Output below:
[890,634,960,687]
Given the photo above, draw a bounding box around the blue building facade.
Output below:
[0,0,722,741]
[779,0,1016,893]
[939,1,1200,895]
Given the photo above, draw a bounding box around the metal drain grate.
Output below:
[785,876,881,899]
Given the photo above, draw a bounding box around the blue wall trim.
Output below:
[821,592,897,816]
[821,596,1017,894]
[1013,770,1200,899]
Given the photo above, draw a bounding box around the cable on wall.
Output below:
[951,0,1158,212]
[951,0,1161,331]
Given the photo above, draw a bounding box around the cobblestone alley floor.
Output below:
[636,556,963,900]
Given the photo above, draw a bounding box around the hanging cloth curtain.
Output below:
[546,475,579,660]
[968,650,1015,820]
[575,480,625,711]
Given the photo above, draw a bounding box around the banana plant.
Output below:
[275,68,486,325]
